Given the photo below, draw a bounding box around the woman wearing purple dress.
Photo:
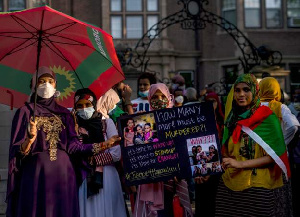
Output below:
[6,66,120,217]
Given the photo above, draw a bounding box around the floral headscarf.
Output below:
[223,74,260,145]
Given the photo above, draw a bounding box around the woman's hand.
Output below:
[27,119,37,144]
[122,84,132,100]
[223,156,274,170]
[21,119,37,155]
[222,157,244,169]
[195,175,210,184]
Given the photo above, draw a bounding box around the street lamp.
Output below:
[187,0,200,16]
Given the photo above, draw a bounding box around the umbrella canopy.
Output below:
[0,6,124,108]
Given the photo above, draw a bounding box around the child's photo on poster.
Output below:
[119,113,159,147]
[186,134,222,177]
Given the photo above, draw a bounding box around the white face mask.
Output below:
[37,82,56,99]
[138,90,149,98]
[175,95,184,104]
[77,107,95,120]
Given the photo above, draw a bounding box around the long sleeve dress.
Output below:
[6,102,102,217]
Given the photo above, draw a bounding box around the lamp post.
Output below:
[185,0,201,93]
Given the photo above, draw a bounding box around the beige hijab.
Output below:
[97,88,120,118]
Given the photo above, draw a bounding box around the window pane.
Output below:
[223,10,237,26]
[126,0,142,11]
[9,0,26,11]
[111,16,122,39]
[287,0,300,18]
[111,0,121,11]
[32,0,47,7]
[245,9,261,27]
[266,9,282,27]
[0,0,3,11]
[223,0,236,10]
[222,0,237,25]
[126,16,143,38]
[244,0,260,8]
[244,0,261,27]
[266,0,281,8]
[147,15,158,29]
[287,0,300,8]
[147,0,158,11]
[147,15,158,38]
[266,0,282,28]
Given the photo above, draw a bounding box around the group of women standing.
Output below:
[6,66,298,217]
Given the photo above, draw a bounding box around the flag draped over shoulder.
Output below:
[230,105,290,179]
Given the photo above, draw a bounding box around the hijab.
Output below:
[259,77,282,119]
[74,88,104,144]
[223,74,260,145]
[148,83,174,110]
[28,66,69,115]
[97,88,120,118]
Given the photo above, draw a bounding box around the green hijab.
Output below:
[222,73,260,145]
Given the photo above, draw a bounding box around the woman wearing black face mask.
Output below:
[7,67,120,217]
[74,88,127,217]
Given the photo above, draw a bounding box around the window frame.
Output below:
[110,0,160,39]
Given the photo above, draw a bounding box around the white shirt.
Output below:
[261,102,300,145]
[131,97,150,113]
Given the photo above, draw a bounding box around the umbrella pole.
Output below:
[33,30,43,122]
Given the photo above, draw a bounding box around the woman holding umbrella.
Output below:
[6,66,120,217]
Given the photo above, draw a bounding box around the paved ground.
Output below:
[125,200,196,216]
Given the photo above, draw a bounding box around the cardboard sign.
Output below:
[117,102,222,186]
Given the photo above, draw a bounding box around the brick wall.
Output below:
[0,105,16,216]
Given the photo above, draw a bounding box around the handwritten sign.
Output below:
[117,102,222,185]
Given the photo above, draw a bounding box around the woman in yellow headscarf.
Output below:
[259,77,299,146]
[259,77,300,217]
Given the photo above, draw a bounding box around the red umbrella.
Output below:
[0,6,124,108]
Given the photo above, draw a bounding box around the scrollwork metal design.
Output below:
[128,0,282,74]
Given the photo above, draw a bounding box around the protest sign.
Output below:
[117,102,222,186]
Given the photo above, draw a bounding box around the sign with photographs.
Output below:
[117,103,222,186]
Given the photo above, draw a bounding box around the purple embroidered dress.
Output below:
[6,97,99,217]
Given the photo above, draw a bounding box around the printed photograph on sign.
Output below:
[187,134,222,177]
[120,113,159,147]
